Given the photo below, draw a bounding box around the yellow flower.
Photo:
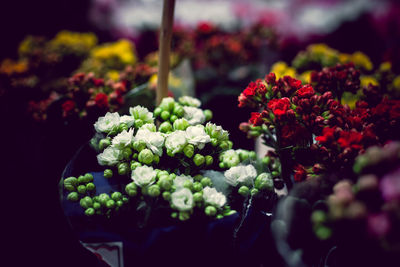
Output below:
[360,75,378,87]
[0,59,28,75]
[91,39,137,65]
[338,53,352,64]
[48,31,98,53]
[298,71,312,84]
[270,61,296,79]
[392,75,400,89]
[106,70,120,81]
[379,61,392,72]
[350,51,373,71]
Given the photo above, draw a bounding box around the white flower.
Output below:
[165,130,187,155]
[112,128,134,148]
[203,186,226,208]
[221,149,240,167]
[140,123,156,132]
[179,96,201,107]
[173,175,193,189]
[119,115,135,128]
[183,106,205,125]
[131,165,157,187]
[129,106,154,124]
[205,122,229,141]
[97,146,122,166]
[171,188,194,211]
[159,97,175,111]
[134,128,165,156]
[94,112,120,133]
[224,165,257,186]
[185,125,210,149]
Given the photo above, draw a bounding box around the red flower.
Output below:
[243,81,257,97]
[62,100,76,113]
[296,85,315,98]
[249,112,263,126]
[267,97,291,119]
[337,131,363,150]
[95,93,109,109]
[281,123,308,146]
[294,164,307,182]
[315,127,336,144]
[197,22,214,34]
[92,78,104,87]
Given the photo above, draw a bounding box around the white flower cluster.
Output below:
[224,165,258,186]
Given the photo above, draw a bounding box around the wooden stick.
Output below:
[156,0,176,105]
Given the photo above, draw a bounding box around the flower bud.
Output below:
[205,155,213,166]
[111,192,122,201]
[248,151,257,160]
[148,184,161,197]
[162,191,172,201]
[122,147,132,159]
[183,144,195,158]
[159,121,173,133]
[78,175,86,184]
[64,177,78,191]
[262,156,271,165]
[93,202,101,210]
[98,193,110,205]
[171,212,178,219]
[116,200,124,207]
[193,154,205,166]
[183,180,193,189]
[153,154,160,164]
[193,192,203,202]
[179,211,191,221]
[67,192,79,202]
[132,140,146,152]
[173,118,189,131]
[216,214,224,219]
[200,177,212,187]
[210,138,218,147]
[85,208,95,216]
[193,174,202,182]
[158,177,172,191]
[106,199,115,209]
[154,107,162,117]
[99,138,111,150]
[238,150,249,161]
[119,123,128,132]
[160,110,170,121]
[77,185,87,194]
[255,173,273,191]
[118,162,129,175]
[160,97,175,112]
[104,169,113,178]
[219,162,225,168]
[138,148,154,165]
[173,105,184,117]
[219,141,229,150]
[134,119,143,128]
[80,196,93,209]
[251,188,259,196]
[238,185,250,196]
[122,196,129,203]
[130,161,141,170]
[204,109,213,121]
[86,182,96,191]
[205,206,217,217]
[192,182,203,192]
[125,182,138,197]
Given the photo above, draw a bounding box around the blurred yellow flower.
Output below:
[379,61,392,72]
[91,39,137,66]
[0,59,28,75]
[270,61,296,79]
[350,51,373,71]
[48,31,98,53]
[392,76,400,90]
[360,75,378,87]
[299,71,312,84]
[106,70,120,81]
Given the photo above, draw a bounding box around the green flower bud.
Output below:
[205,155,213,166]
[204,109,212,121]
[64,177,78,191]
[119,123,128,132]
[238,150,249,161]
[130,161,141,170]
[255,173,274,191]
[192,182,203,192]
[106,199,115,209]
[193,154,205,166]
[173,105,184,117]
[272,171,280,178]
[200,177,212,187]
[78,175,86,184]
[86,182,96,191]
[162,191,172,201]
[153,154,160,164]
[85,208,95,216]
[111,192,122,201]
[67,192,79,202]
[238,185,250,196]
[116,200,124,207]
[183,144,195,158]
[223,210,237,216]
[138,148,154,165]
[262,156,271,166]
[118,162,129,175]
[251,188,259,196]
[154,107,162,117]
[148,185,161,197]
[132,153,138,160]
[219,162,225,168]
[193,174,202,182]
[134,119,143,128]
[84,173,94,182]
[80,196,93,209]
[99,138,111,150]
[227,141,233,150]
[77,185,87,194]
[160,110,170,121]
[173,118,189,131]
[158,177,172,191]
[122,196,129,203]
[122,147,133,159]
[210,138,218,147]
[98,193,110,205]
[104,169,113,179]
[205,206,217,216]
[93,202,101,210]
[249,151,257,160]
[311,210,327,224]
[159,121,173,133]
[216,214,224,219]
[125,182,138,197]
[169,173,176,179]
[171,212,178,219]
[132,140,146,152]
[159,97,175,112]
[183,180,193,189]
[169,115,178,123]
[219,141,229,150]
[193,192,203,202]
[179,211,191,221]
[314,225,332,240]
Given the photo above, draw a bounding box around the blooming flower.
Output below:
[129,106,154,124]
[119,115,135,128]
[203,186,226,208]
[220,149,240,168]
[205,122,229,141]
[173,175,193,189]
[178,96,201,107]
[165,130,187,155]
[112,128,134,148]
[171,188,194,211]
[267,98,291,119]
[94,112,120,133]
[296,85,315,98]
[97,146,122,166]
[185,125,210,149]
[131,165,157,187]
[134,128,165,156]
[95,93,109,109]
[224,165,257,186]
[183,106,205,125]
